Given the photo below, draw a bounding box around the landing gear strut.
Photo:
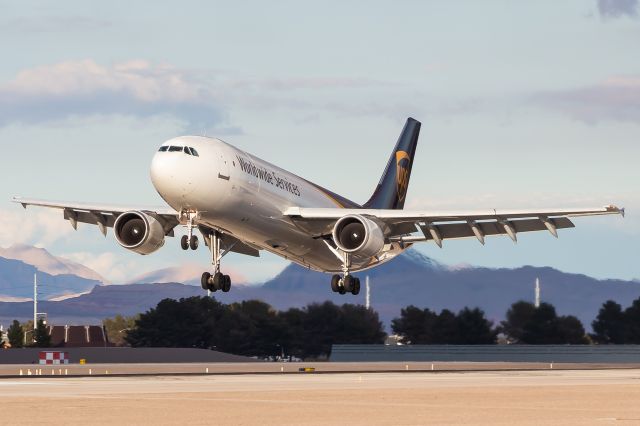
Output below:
[200,231,231,293]
[180,212,198,250]
[329,252,360,295]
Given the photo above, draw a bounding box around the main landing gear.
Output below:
[180,212,199,250]
[330,251,360,295]
[331,274,360,295]
[200,231,231,293]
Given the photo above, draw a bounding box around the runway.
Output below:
[2,361,640,377]
[1,369,639,425]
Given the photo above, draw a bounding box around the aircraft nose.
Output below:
[150,148,199,208]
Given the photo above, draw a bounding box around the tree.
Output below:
[125,297,386,359]
[432,309,458,344]
[556,315,588,344]
[520,303,559,344]
[103,314,139,346]
[126,297,226,348]
[33,318,51,347]
[225,300,287,357]
[624,298,640,343]
[391,306,438,344]
[279,307,306,359]
[290,301,385,359]
[500,301,536,343]
[592,301,626,344]
[7,320,24,348]
[502,301,588,344]
[454,307,497,344]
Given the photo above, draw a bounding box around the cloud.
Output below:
[0,60,224,130]
[530,76,640,124]
[62,251,138,284]
[0,207,75,248]
[597,0,638,19]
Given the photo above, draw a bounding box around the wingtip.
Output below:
[605,204,625,217]
[12,196,26,209]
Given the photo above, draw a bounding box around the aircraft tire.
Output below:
[330,275,341,292]
[201,272,211,290]
[343,275,355,293]
[181,235,189,250]
[212,272,224,291]
[189,235,199,250]
[351,278,360,295]
[222,275,231,292]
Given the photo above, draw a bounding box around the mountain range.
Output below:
[1,245,639,331]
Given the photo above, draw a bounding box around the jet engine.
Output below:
[332,214,385,258]
[114,211,166,255]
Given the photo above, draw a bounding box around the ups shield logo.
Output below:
[395,151,410,202]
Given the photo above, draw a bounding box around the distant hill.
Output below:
[1,249,639,331]
[0,257,101,302]
[0,244,105,282]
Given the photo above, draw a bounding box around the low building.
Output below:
[48,325,112,347]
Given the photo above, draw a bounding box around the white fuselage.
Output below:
[149,136,407,273]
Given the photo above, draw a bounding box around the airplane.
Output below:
[13,118,624,295]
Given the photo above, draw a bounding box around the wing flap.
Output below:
[422,217,574,241]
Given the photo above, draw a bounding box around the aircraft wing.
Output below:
[12,196,180,236]
[12,196,262,258]
[284,205,624,246]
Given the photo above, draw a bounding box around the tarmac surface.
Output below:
[1,368,639,425]
[2,361,640,377]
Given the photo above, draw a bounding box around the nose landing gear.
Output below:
[180,211,199,250]
[181,234,199,250]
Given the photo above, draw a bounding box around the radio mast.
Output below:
[365,276,371,310]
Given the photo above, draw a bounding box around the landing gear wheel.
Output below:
[181,235,189,250]
[189,235,199,250]
[201,272,211,291]
[330,275,341,293]
[212,272,224,291]
[351,277,361,295]
[222,275,231,292]
[343,275,355,293]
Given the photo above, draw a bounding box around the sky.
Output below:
[0,0,638,284]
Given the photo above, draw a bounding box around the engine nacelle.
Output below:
[332,214,385,258]
[114,211,165,255]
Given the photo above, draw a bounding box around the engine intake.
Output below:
[114,211,165,255]
[332,214,384,258]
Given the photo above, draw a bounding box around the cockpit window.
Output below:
[159,145,198,156]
